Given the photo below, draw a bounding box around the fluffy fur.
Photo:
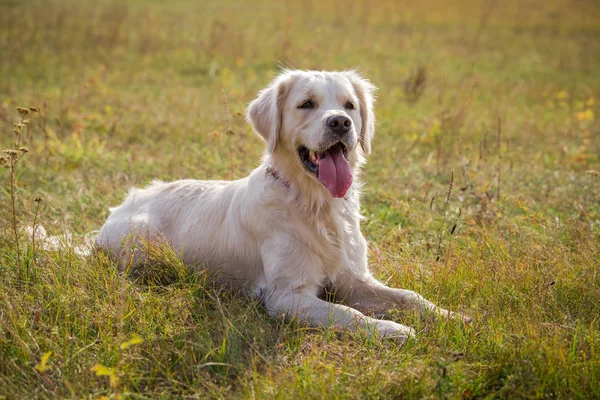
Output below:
[97,70,470,342]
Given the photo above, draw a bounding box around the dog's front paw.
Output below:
[433,307,472,324]
[447,311,472,324]
[371,320,416,345]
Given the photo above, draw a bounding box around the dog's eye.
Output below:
[344,101,355,110]
[298,100,315,109]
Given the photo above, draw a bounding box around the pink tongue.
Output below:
[318,144,353,198]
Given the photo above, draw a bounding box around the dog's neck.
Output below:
[265,165,290,188]
[264,151,363,215]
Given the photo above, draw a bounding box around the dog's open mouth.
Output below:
[298,143,352,198]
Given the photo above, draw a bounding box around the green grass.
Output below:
[1,0,599,398]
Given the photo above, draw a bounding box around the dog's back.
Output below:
[96,175,265,291]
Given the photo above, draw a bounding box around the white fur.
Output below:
[97,70,470,343]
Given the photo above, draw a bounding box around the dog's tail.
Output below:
[25,225,98,257]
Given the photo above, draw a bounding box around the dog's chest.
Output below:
[300,205,355,277]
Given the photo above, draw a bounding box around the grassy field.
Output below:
[1,0,599,398]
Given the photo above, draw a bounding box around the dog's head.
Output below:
[247,70,376,199]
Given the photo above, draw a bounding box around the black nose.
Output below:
[327,115,352,135]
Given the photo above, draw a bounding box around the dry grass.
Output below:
[1,0,599,398]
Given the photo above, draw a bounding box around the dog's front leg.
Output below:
[264,287,415,343]
[334,271,472,323]
[260,241,415,342]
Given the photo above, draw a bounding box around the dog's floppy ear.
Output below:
[345,70,377,155]
[247,71,296,153]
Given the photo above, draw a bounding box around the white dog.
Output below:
[97,70,470,342]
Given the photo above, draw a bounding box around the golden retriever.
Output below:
[97,70,471,342]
